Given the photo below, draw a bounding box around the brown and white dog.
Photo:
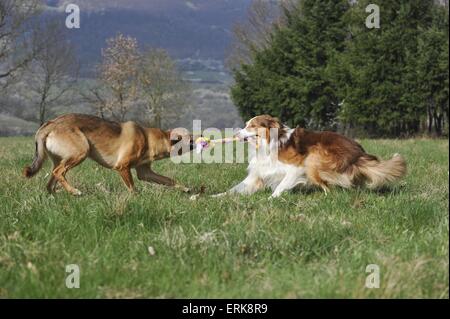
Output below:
[215,115,406,199]
[23,113,195,195]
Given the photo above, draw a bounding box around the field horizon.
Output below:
[0,137,448,298]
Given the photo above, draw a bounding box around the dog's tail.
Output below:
[355,153,407,189]
[23,129,48,178]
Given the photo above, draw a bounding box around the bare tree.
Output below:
[99,33,140,121]
[0,0,40,85]
[226,0,296,70]
[78,80,109,119]
[138,48,190,129]
[26,19,78,125]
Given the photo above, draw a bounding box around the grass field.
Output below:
[0,137,448,298]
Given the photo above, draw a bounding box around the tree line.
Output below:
[229,0,449,137]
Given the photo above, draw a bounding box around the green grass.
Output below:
[0,137,448,298]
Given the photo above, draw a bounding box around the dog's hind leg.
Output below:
[52,153,87,196]
[136,165,190,193]
[305,158,331,195]
[46,155,61,194]
[47,130,89,196]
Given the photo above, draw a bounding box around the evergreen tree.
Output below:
[416,5,449,135]
[231,0,448,136]
[231,0,350,129]
[334,0,436,136]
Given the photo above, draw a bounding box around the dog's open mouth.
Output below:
[239,136,256,143]
[234,131,259,142]
[245,134,259,141]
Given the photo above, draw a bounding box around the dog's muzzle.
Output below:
[235,129,257,141]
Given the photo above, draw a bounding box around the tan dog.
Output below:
[23,113,195,195]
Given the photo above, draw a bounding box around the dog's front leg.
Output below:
[269,173,307,199]
[136,165,191,193]
[212,174,264,198]
[118,167,136,192]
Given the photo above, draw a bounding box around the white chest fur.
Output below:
[248,152,307,191]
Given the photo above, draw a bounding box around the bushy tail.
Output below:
[356,153,407,189]
[23,134,47,178]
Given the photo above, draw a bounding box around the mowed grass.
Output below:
[0,137,448,298]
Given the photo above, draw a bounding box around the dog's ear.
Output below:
[272,117,282,127]
[256,115,280,129]
[266,116,282,129]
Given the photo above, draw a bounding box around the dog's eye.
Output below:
[171,136,182,145]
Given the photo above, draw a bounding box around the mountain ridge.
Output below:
[43,0,252,67]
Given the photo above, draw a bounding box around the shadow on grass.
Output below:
[291,184,404,196]
[370,183,407,196]
[291,185,323,195]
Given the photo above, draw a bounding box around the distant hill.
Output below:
[43,0,252,68]
[0,114,39,136]
[45,0,250,13]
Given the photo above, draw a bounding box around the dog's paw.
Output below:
[268,192,282,200]
[71,189,83,196]
[211,192,227,198]
[175,184,191,193]
[189,194,200,201]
